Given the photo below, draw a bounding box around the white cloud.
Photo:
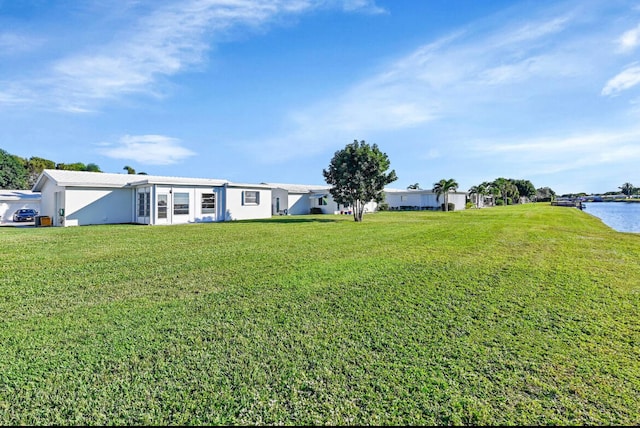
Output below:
[474,128,640,174]
[339,0,386,14]
[617,24,640,52]
[248,8,588,163]
[98,134,196,165]
[0,0,384,112]
[601,64,640,96]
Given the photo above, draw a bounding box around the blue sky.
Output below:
[2,0,640,194]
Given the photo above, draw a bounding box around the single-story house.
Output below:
[0,190,41,223]
[32,169,272,227]
[384,188,467,211]
[265,183,377,215]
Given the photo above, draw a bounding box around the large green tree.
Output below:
[0,149,28,189]
[56,162,87,171]
[323,140,397,222]
[535,186,556,202]
[512,179,536,202]
[492,177,519,206]
[432,178,459,211]
[25,156,56,187]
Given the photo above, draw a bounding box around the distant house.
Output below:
[32,170,271,227]
[0,190,41,223]
[265,183,378,215]
[384,188,467,211]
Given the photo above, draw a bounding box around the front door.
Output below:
[156,193,170,225]
[136,188,151,224]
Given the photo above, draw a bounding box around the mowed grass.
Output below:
[1,204,639,425]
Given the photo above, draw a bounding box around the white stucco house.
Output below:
[265,183,378,216]
[0,190,41,224]
[384,188,467,211]
[32,170,272,227]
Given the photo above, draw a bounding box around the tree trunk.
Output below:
[353,200,364,222]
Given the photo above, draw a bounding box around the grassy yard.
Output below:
[1,204,639,425]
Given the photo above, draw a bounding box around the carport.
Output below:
[0,190,41,225]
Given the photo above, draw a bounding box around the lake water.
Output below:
[581,202,640,233]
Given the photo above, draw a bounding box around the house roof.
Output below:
[32,170,231,191]
[0,190,41,201]
[384,188,467,195]
[263,183,330,193]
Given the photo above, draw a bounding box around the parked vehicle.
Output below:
[13,209,38,222]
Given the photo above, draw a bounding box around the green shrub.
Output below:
[377,203,389,211]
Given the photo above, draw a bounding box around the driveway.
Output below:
[0,220,35,227]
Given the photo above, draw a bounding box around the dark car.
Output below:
[13,209,38,222]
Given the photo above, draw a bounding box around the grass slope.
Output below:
[1,204,639,425]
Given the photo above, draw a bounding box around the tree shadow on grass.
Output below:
[233,216,341,224]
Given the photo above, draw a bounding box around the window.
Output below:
[158,194,167,219]
[174,192,189,215]
[243,191,260,205]
[318,196,328,206]
[137,191,150,216]
[202,193,216,213]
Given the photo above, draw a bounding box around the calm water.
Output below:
[581,202,640,233]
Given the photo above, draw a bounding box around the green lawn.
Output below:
[1,204,639,425]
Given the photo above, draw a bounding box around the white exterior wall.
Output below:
[224,186,272,220]
[385,191,467,211]
[386,192,422,208]
[64,187,133,226]
[446,193,467,211]
[38,180,67,226]
[287,193,311,215]
[308,193,377,215]
[271,188,288,215]
[150,186,225,225]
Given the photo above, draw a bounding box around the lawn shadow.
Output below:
[235,216,341,224]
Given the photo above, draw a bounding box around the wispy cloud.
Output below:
[601,63,640,96]
[98,134,196,165]
[474,128,640,174]
[249,5,588,162]
[0,32,43,56]
[0,0,383,112]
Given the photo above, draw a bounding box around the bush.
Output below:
[377,203,389,211]
[441,202,455,211]
[465,202,474,209]
[310,207,323,214]
[495,199,504,206]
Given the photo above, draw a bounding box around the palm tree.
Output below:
[407,183,421,190]
[492,177,518,206]
[123,166,136,175]
[468,182,489,208]
[619,182,634,198]
[433,178,459,211]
